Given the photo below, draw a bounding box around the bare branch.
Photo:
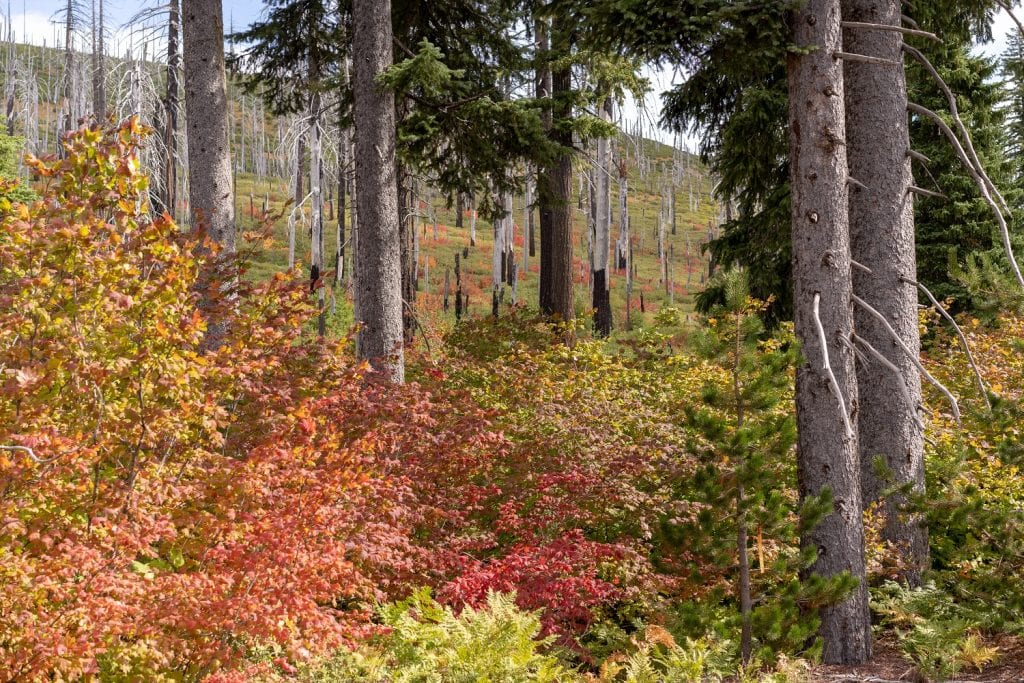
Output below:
[0,444,57,465]
[907,184,945,199]
[908,101,1024,290]
[813,293,855,441]
[847,175,868,191]
[852,333,926,432]
[841,20,939,41]
[907,149,931,164]
[903,43,1012,216]
[840,332,871,366]
[901,14,920,29]
[901,276,992,411]
[852,293,961,424]
[833,51,901,67]
[994,0,1024,44]
[850,259,873,274]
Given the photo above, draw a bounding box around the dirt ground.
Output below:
[810,637,1024,683]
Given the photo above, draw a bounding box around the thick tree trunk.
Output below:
[789,0,871,664]
[337,84,348,290]
[182,0,235,251]
[538,17,573,321]
[353,0,404,382]
[842,0,928,587]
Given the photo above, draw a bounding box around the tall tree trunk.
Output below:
[536,9,554,314]
[289,132,305,268]
[789,0,871,664]
[309,85,325,336]
[353,0,404,382]
[161,0,180,217]
[493,186,506,316]
[592,96,613,336]
[469,196,477,245]
[182,0,235,250]
[61,0,76,156]
[524,169,533,273]
[616,157,629,270]
[842,0,928,587]
[91,0,105,119]
[398,167,416,344]
[337,69,349,291]
[538,15,573,321]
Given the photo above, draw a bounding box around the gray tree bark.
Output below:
[842,0,928,587]
[91,0,105,119]
[161,0,180,218]
[538,15,574,322]
[182,0,235,251]
[789,0,872,664]
[60,0,76,157]
[353,0,404,383]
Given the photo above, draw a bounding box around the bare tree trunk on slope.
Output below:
[182,0,235,251]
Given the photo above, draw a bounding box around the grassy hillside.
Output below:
[1,39,720,339]
[236,135,718,342]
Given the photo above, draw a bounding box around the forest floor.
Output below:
[809,637,1024,683]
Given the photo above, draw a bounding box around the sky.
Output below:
[3,1,1018,146]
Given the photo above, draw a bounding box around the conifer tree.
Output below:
[1002,32,1024,179]
[909,39,1016,305]
[681,270,857,664]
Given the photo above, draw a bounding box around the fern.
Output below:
[303,589,570,682]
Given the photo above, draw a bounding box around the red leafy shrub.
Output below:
[437,530,627,638]
[0,121,735,680]
[0,120,499,680]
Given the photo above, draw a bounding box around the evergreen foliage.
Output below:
[1001,32,1024,178]
[908,39,1020,306]
[0,132,37,205]
[665,270,857,662]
